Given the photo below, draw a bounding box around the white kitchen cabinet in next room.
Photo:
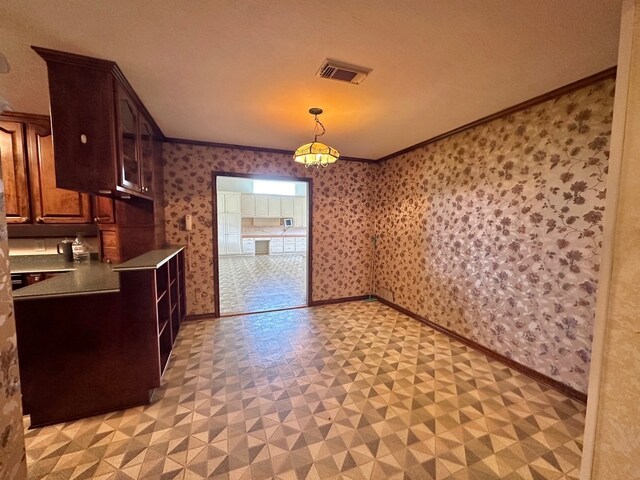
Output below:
[269,237,284,254]
[295,237,306,252]
[217,192,242,255]
[283,237,296,252]
[255,195,269,217]
[293,196,306,227]
[280,197,294,217]
[242,238,255,254]
[241,194,256,217]
[268,196,281,217]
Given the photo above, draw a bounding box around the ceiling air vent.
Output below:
[316,59,371,85]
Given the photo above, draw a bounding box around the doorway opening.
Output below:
[212,172,312,316]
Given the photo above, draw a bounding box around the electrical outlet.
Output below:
[35,239,46,252]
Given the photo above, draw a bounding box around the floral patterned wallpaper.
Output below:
[163,144,378,315]
[373,79,615,393]
[0,178,27,479]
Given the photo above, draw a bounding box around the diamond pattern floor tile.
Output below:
[24,302,585,479]
[218,254,307,315]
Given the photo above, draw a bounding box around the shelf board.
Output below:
[171,303,177,314]
[170,278,176,287]
[156,289,167,303]
[158,318,169,337]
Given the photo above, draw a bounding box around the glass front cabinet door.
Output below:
[117,85,141,192]
[139,116,154,196]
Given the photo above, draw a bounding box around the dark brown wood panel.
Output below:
[41,57,119,194]
[0,120,31,223]
[26,119,92,224]
[15,291,156,426]
[92,195,116,224]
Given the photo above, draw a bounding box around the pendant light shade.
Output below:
[293,108,339,168]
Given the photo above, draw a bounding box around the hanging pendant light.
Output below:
[293,107,340,168]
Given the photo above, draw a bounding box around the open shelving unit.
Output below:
[153,250,186,374]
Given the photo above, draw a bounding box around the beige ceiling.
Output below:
[0,0,622,159]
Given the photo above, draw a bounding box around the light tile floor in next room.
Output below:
[24,302,586,480]
[218,254,307,315]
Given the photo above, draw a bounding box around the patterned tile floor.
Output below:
[219,254,307,315]
[23,302,586,479]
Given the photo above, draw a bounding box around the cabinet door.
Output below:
[139,116,154,196]
[295,238,307,252]
[225,213,241,234]
[268,196,281,217]
[269,238,284,253]
[0,120,30,223]
[242,238,255,254]
[93,195,115,224]
[225,193,241,214]
[117,86,141,192]
[27,120,91,224]
[241,194,255,217]
[255,195,269,217]
[217,213,226,255]
[99,229,121,263]
[217,235,226,255]
[281,197,294,217]
[294,196,306,227]
[225,234,242,254]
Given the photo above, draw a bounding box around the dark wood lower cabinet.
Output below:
[15,248,186,427]
[95,195,158,263]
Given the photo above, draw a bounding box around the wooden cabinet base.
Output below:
[15,287,160,427]
[15,249,185,428]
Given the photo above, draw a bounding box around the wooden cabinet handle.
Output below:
[94,216,110,223]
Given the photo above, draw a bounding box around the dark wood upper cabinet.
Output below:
[33,46,163,200]
[26,119,92,224]
[1,113,91,225]
[0,120,31,223]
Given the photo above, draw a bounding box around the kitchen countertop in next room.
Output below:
[241,227,307,239]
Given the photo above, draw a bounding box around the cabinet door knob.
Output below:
[35,216,44,223]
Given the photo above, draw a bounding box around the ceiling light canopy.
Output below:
[293,108,339,168]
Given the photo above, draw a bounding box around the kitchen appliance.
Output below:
[11,273,26,290]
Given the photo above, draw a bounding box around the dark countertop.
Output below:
[11,247,185,300]
[12,261,119,301]
[112,247,185,271]
[10,255,79,274]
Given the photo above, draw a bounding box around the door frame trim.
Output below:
[211,171,313,317]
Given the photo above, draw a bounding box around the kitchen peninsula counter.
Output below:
[12,259,119,300]
[13,247,187,428]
